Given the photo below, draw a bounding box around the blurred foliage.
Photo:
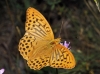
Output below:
[0,0,100,74]
[94,0,100,12]
[44,0,61,10]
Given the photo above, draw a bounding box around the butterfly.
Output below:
[18,7,76,70]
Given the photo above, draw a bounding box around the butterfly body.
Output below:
[18,7,76,70]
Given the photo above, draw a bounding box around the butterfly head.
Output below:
[50,38,61,46]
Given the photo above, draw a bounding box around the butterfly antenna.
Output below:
[58,21,63,38]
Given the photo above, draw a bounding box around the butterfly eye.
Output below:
[50,42,56,45]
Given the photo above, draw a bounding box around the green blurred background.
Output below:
[0,0,100,74]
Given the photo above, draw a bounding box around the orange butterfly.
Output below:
[18,7,76,70]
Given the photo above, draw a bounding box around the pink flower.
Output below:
[60,41,71,49]
[0,68,5,74]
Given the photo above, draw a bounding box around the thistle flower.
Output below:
[0,68,5,74]
[60,41,71,49]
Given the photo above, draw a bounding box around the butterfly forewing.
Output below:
[25,7,54,40]
[50,44,75,69]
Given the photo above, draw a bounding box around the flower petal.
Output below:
[64,41,70,48]
[0,68,5,74]
[60,41,71,50]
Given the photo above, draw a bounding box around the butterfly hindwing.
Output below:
[19,33,36,60]
[19,32,53,60]
[27,56,50,70]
